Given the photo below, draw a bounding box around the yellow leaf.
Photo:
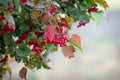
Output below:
[32,10,42,18]
[7,54,15,62]
[32,0,39,6]
[95,0,109,10]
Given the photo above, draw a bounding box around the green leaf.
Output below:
[79,2,87,11]
[90,11,107,24]
[19,23,30,34]
[35,62,42,69]
[79,12,90,23]
[16,43,31,57]
[84,0,96,8]
[14,0,22,13]
[68,40,83,52]
[0,0,9,7]
[42,62,51,69]
[42,44,54,62]
[3,33,15,46]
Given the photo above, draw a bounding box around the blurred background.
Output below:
[3,0,120,80]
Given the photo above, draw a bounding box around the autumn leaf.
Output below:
[32,11,42,18]
[7,54,15,62]
[45,25,55,42]
[33,0,39,6]
[62,45,75,59]
[95,0,109,10]
[65,17,73,22]
[19,67,27,79]
[70,34,81,44]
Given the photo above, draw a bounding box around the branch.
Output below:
[20,3,42,28]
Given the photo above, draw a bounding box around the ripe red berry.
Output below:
[35,31,43,37]
[0,15,5,21]
[88,7,98,13]
[16,31,29,44]
[77,21,87,28]
[1,23,15,35]
[32,47,43,56]
[49,6,57,13]
[21,0,28,4]
[53,36,68,47]
[7,6,14,11]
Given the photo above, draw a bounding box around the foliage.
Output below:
[0,0,108,79]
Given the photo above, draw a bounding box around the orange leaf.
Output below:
[62,45,75,59]
[19,67,27,79]
[70,34,81,44]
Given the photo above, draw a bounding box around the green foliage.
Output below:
[16,43,31,57]
[90,11,107,24]
[0,0,9,7]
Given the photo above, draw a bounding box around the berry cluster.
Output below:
[0,15,5,21]
[77,21,87,28]
[29,40,43,56]
[21,0,28,4]
[49,6,57,13]
[58,23,68,36]
[1,23,15,35]
[88,7,98,13]
[16,31,29,44]
[7,6,14,11]
[35,31,43,38]
[53,36,68,47]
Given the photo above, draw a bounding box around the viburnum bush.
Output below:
[0,0,108,79]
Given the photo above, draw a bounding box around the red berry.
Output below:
[1,23,15,35]
[0,15,5,21]
[29,40,39,47]
[88,7,98,13]
[50,6,57,13]
[40,40,47,45]
[77,21,87,28]
[35,31,43,37]
[7,6,14,11]
[53,36,68,47]
[21,0,28,4]
[32,47,43,56]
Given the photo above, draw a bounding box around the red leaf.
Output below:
[70,34,81,44]
[45,25,54,42]
[62,45,75,59]
[19,67,27,79]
